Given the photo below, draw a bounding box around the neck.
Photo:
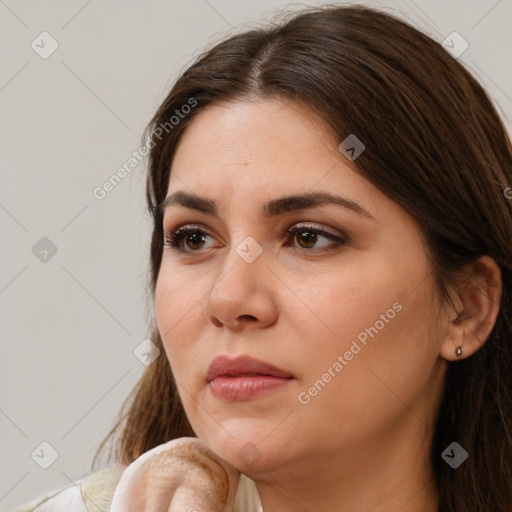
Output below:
[251,421,439,512]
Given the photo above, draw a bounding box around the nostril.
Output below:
[239,314,258,322]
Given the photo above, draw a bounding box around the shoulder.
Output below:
[12,464,126,512]
[13,465,262,512]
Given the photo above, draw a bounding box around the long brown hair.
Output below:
[93,4,512,510]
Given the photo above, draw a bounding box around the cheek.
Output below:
[154,265,205,373]
[293,252,438,402]
[294,254,405,350]
[291,288,439,451]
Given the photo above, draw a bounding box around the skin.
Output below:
[154,97,502,512]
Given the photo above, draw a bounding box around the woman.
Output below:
[15,4,512,512]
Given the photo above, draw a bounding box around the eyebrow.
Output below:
[157,190,375,220]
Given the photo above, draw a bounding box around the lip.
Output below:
[206,355,294,402]
[206,355,294,381]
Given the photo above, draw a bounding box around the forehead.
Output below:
[167,98,366,201]
[175,98,338,163]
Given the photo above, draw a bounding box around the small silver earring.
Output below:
[455,346,463,357]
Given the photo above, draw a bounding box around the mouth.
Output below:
[206,355,294,402]
[206,354,294,381]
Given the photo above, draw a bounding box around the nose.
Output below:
[202,242,278,331]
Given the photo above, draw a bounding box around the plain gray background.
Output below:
[1,0,511,509]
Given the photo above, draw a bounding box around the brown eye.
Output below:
[164,227,215,252]
[183,231,207,250]
[286,224,348,252]
[295,229,318,249]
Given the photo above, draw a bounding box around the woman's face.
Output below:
[155,98,449,480]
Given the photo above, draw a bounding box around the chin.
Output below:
[196,419,290,473]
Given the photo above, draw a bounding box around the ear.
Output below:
[440,255,502,361]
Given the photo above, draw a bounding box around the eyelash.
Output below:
[163,223,347,255]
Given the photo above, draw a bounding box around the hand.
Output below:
[110,437,240,512]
